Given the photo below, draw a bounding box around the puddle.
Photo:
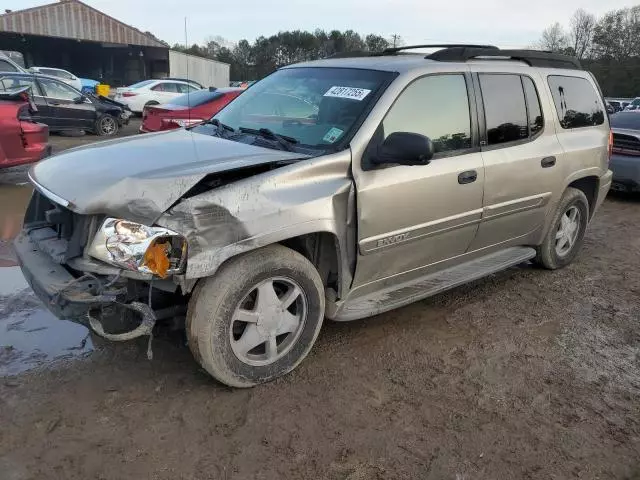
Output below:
[0,184,96,376]
[0,266,94,377]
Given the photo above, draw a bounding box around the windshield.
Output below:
[631,98,640,107]
[129,80,155,89]
[212,67,395,149]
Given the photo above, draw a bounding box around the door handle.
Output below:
[49,101,60,106]
[541,156,556,168]
[458,170,478,185]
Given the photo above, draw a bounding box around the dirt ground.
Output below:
[1,127,639,479]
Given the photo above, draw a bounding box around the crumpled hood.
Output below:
[29,128,306,224]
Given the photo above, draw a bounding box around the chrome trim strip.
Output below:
[359,209,483,255]
[483,192,552,220]
[27,171,72,209]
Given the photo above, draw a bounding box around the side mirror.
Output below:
[74,95,87,104]
[374,132,435,166]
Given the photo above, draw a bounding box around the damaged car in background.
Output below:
[15,45,612,388]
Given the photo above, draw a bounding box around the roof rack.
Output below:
[326,44,498,60]
[426,47,582,70]
[382,44,498,54]
[326,51,377,59]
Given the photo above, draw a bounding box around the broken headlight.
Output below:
[87,218,187,278]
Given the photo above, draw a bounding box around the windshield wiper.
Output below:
[238,127,298,152]
[203,118,235,137]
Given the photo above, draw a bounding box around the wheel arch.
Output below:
[567,175,599,220]
[179,224,354,302]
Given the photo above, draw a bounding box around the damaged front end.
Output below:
[15,129,354,350]
[13,190,187,353]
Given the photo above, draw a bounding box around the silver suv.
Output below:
[15,45,612,387]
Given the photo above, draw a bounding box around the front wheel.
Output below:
[535,187,589,269]
[187,245,325,388]
[95,114,119,136]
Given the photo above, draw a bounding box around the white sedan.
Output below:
[28,67,82,91]
[114,79,202,113]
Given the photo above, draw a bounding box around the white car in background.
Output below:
[28,67,82,91]
[114,79,202,113]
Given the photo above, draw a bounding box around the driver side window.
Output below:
[382,74,472,157]
[38,77,79,100]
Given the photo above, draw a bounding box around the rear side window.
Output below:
[479,74,528,146]
[0,59,18,72]
[547,76,605,129]
[0,76,44,96]
[40,68,73,80]
[382,74,472,156]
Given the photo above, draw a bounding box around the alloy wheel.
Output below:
[555,206,581,257]
[229,277,307,366]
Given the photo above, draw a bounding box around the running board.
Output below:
[334,247,536,321]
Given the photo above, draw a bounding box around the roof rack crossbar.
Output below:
[426,47,582,70]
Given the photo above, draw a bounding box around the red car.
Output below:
[0,87,50,169]
[140,87,242,133]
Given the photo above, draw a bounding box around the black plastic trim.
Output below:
[427,47,582,70]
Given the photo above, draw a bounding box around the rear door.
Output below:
[468,72,564,250]
[37,77,96,130]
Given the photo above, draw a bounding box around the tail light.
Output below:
[161,118,202,128]
[608,130,613,162]
[122,92,137,98]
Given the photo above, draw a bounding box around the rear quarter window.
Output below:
[547,75,605,129]
[0,59,19,73]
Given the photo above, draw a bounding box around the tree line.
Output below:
[173,8,640,97]
[172,30,395,81]
[538,6,640,96]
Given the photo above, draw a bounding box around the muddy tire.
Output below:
[535,187,589,270]
[95,114,119,136]
[187,245,325,388]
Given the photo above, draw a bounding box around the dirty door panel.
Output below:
[352,73,484,290]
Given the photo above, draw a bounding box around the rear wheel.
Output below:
[95,114,119,136]
[535,187,589,269]
[187,245,325,388]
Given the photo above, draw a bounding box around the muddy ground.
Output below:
[1,126,639,479]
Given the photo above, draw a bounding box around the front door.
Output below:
[37,77,95,130]
[468,72,564,250]
[352,73,485,291]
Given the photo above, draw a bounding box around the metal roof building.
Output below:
[0,0,229,87]
[1,0,166,48]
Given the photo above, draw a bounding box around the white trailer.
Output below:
[169,50,230,88]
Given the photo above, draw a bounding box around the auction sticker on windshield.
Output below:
[324,86,371,101]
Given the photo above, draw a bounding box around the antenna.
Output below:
[184,16,191,127]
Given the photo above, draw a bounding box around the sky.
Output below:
[3,0,636,47]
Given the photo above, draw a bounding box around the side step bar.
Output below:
[334,247,536,321]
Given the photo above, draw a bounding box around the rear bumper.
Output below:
[595,169,613,212]
[610,154,640,192]
[0,144,51,169]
